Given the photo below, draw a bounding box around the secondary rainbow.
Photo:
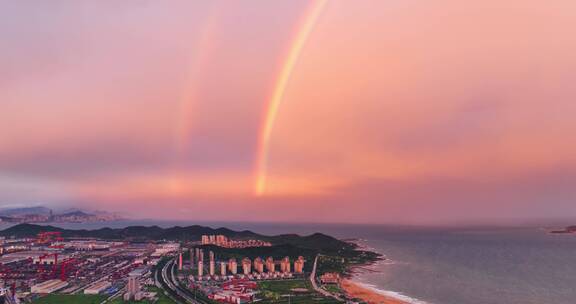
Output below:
[174,8,220,162]
[254,0,328,196]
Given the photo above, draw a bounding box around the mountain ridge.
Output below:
[0,223,348,250]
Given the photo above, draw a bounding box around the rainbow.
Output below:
[174,9,220,162]
[254,0,328,196]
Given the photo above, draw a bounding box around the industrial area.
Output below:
[0,231,170,303]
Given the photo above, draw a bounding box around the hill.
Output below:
[0,224,337,248]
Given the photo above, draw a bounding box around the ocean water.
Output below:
[2,220,576,304]
[346,226,576,304]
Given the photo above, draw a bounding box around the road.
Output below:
[157,258,206,304]
[309,254,343,301]
[100,286,125,304]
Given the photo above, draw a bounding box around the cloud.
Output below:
[0,138,173,178]
[319,165,576,224]
[1,1,576,223]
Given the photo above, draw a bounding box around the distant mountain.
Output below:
[59,211,92,217]
[55,208,123,220]
[0,206,124,223]
[59,207,84,213]
[0,206,51,217]
[52,211,100,223]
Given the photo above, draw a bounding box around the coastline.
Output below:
[341,279,410,304]
[342,239,426,304]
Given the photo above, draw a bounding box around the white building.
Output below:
[31,279,69,294]
[84,281,111,295]
[123,268,147,301]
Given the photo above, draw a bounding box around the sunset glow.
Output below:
[1,0,576,224]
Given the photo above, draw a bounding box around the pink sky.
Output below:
[1,0,576,224]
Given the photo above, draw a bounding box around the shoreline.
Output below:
[341,279,411,304]
[342,239,426,304]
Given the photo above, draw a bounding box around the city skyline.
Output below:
[2,0,576,224]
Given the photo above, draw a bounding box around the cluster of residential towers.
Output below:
[179,248,305,278]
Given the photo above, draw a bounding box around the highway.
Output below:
[157,258,206,304]
[153,261,181,304]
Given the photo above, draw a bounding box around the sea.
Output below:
[2,220,576,304]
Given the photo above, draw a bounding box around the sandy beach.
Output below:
[341,279,410,304]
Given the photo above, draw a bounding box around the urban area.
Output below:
[0,231,351,304]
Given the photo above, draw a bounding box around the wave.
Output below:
[354,281,430,304]
[351,249,426,303]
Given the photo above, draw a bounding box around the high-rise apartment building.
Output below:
[281,257,291,273]
[220,262,227,276]
[254,257,264,273]
[294,256,305,273]
[242,258,251,275]
[266,257,275,273]
[228,258,238,275]
[198,261,204,277]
